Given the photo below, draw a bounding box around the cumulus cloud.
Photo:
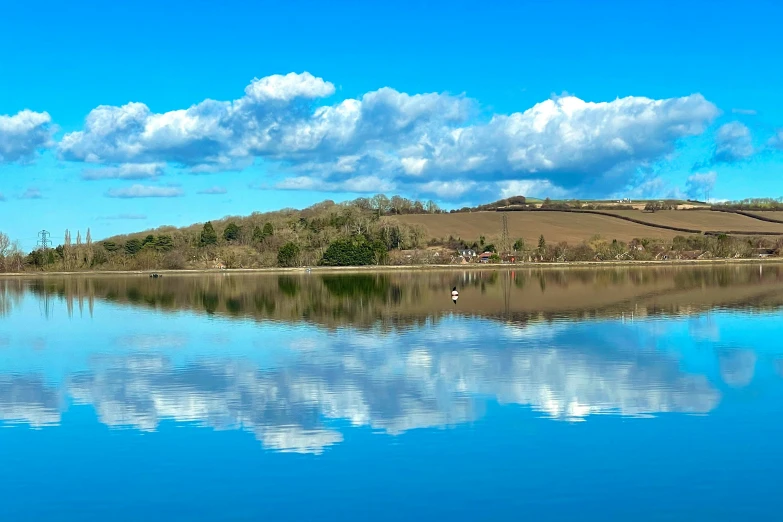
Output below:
[711,122,754,164]
[57,72,719,200]
[197,186,227,195]
[498,179,567,200]
[685,171,717,200]
[275,175,396,193]
[82,163,164,180]
[105,184,183,198]
[0,110,55,163]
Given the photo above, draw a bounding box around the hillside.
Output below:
[394,209,783,245]
[602,210,783,234]
[395,211,682,244]
[3,196,783,272]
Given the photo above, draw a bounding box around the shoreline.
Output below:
[2,257,782,277]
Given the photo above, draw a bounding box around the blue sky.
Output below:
[2,0,783,248]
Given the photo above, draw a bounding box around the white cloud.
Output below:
[712,122,754,163]
[415,180,479,199]
[58,72,719,199]
[105,184,184,198]
[498,179,566,199]
[731,108,757,115]
[82,163,164,180]
[685,171,717,199]
[242,71,335,102]
[275,175,396,193]
[0,110,55,163]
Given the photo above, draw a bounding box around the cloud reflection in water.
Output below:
[0,320,722,454]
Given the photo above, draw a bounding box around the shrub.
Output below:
[320,237,387,266]
[277,242,300,267]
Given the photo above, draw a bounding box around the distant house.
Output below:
[756,248,776,258]
[479,252,493,263]
[458,249,477,258]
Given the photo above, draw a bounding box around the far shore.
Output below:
[2,257,782,278]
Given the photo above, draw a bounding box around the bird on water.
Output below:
[451,286,459,304]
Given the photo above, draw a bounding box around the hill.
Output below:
[394,208,783,245]
[2,195,783,272]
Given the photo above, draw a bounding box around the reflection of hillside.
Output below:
[2,321,721,453]
[15,265,783,328]
[0,375,61,427]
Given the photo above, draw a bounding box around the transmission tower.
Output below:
[37,230,52,251]
[500,214,510,254]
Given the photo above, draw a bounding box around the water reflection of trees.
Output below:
[0,279,24,318]
[10,265,783,328]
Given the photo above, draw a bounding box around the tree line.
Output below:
[2,193,783,273]
[0,196,435,271]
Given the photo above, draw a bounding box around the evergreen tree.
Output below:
[277,242,300,267]
[223,222,241,242]
[538,235,547,253]
[154,235,174,251]
[262,222,274,236]
[200,221,218,246]
[85,228,94,267]
[125,238,143,255]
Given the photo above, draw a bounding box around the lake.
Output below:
[1,265,782,521]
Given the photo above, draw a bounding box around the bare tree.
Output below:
[0,232,10,258]
[371,194,390,218]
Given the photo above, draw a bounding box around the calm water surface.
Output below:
[1,266,783,521]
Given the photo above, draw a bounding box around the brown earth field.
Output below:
[393,210,783,244]
[602,210,783,233]
[742,211,783,223]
